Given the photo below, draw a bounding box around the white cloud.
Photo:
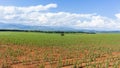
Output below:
[0,3,120,30]
[0,3,57,14]
[115,13,120,19]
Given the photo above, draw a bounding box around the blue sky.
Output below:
[0,0,120,17]
[0,0,120,30]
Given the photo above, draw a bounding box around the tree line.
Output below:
[0,29,96,34]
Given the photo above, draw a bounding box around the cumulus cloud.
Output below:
[0,3,57,14]
[115,13,120,19]
[0,3,120,30]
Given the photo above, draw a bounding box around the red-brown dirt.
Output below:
[0,45,120,68]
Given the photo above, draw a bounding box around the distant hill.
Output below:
[0,22,120,33]
[0,22,78,31]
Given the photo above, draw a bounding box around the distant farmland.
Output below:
[0,32,120,68]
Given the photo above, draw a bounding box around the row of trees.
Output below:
[0,29,96,34]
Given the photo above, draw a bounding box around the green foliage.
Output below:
[0,32,120,48]
[0,32,120,67]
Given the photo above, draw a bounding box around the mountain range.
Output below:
[0,22,78,31]
[0,22,120,33]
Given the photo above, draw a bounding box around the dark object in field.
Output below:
[61,32,64,36]
[86,32,96,34]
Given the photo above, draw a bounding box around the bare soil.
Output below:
[0,45,120,68]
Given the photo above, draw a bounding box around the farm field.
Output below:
[0,32,120,68]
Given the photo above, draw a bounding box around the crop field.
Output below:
[0,32,120,68]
